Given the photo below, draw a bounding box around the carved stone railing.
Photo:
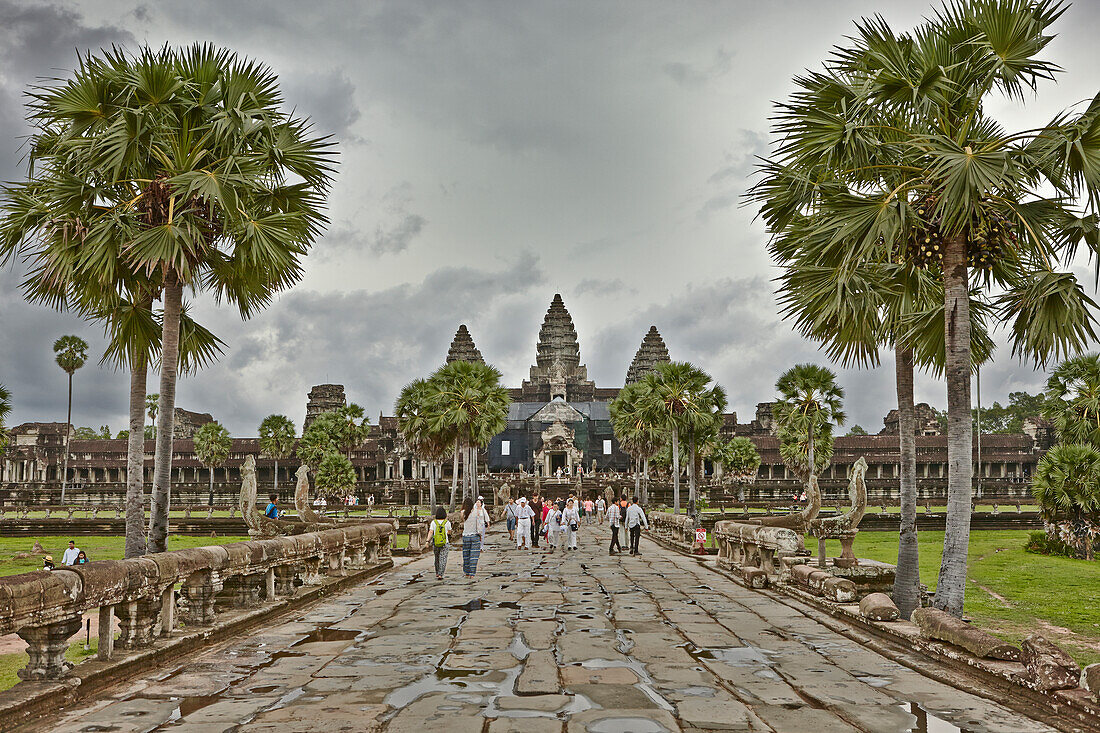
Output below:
[713,520,805,585]
[0,522,392,682]
[404,522,430,553]
[650,512,694,549]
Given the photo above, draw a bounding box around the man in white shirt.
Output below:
[61,540,80,566]
[624,497,648,556]
[515,497,535,549]
[607,501,622,555]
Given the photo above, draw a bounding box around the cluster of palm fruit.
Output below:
[903,194,1017,270]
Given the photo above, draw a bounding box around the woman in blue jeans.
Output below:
[461,496,489,577]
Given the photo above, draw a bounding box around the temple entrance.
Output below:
[402,459,414,480]
[550,453,567,475]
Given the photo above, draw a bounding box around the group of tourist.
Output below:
[426,492,650,581]
[42,540,89,570]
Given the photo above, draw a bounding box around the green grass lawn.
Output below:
[0,535,250,578]
[817,530,1100,666]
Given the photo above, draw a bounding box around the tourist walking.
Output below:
[544,501,561,549]
[530,494,543,548]
[61,540,80,566]
[607,499,622,555]
[583,497,594,524]
[504,497,518,542]
[578,496,586,525]
[516,497,535,549]
[561,498,580,551]
[264,493,280,519]
[461,497,488,577]
[596,497,606,523]
[430,506,451,579]
[625,496,648,556]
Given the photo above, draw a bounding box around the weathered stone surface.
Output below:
[1021,634,1080,691]
[1082,663,1100,699]
[517,649,560,694]
[911,607,1021,661]
[742,566,768,588]
[821,576,857,603]
[859,592,900,621]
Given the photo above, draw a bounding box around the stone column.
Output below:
[274,565,297,596]
[98,605,115,661]
[16,615,83,680]
[265,568,276,600]
[159,587,176,637]
[115,599,162,649]
[220,573,263,608]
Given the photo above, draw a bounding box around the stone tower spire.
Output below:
[445,324,485,364]
[534,293,582,374]
[625,326,670,384]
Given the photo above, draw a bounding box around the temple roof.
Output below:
[534,293,582,373]
[625,325,670,384]
[445,324,484,364]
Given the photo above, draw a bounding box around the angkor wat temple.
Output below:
[0,294,1052,505]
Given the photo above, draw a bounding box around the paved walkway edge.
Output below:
[647,533,1100,733]
[0,559,396,733]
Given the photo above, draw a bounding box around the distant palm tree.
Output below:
[53,335,88,503]
[774,364,845,494]
[258,414,297,494]
[610,381,665,504]
[426,361,510,507]
[193,422,232,506]
[0,383,11,453]
[146,395,159,441]
[396,379,452,509]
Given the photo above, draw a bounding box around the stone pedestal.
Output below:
[115,599,162,650]
[274,566,297,596]
[181,573,221,625]
[834,531,860,568]
[16,615,83,680]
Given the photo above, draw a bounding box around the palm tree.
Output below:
[1031,443,1100,560]
[315,452,357,500]
[426,361,510,507]
[713,437,760,498]
[750,1,1100,615]
[258,415,296,495]
[298,414,341,472]
[146,395,159,441]
[335,404,370,460]
[1043,354,1100,446]
[0,384,11,455]
[0,44,336,554]
[53,335,88,503]
[396,379,452,508]
[610,381,665,504]
[640,362,713,516]
[193,421,232,506]
[774,364,845,500]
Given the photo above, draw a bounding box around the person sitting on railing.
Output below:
[265,493,280,519]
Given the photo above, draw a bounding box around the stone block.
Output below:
[1082,663,1100,699]
[741,566,768,588]
[517,650,559,694]
[821,576,857,603]
[911,608,1020,661]
[859,593,899,621]
[1021,634,1080,691]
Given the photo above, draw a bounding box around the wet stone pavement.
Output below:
[37,526,1054,733]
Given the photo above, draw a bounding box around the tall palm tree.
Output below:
[53,335,88,503]
[774,364,845,499]
[750,0,1100,615]
[396,378,452,509]
[426,360,510,507]
[610,381,665,504]
[0,44,336,553]
[193,421,232,506]
[640,361,712,516]
[146,394,159,441]
[258,414,296,494]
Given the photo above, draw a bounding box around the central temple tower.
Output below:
[517,294,596,402]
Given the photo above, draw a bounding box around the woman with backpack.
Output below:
[561,497,580,551]
[461,496,488,578]
[430,506,451,579]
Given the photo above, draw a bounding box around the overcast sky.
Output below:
[3,0,1100,436]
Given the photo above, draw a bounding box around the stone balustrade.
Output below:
[0,522,392,682]
[649,512,695,550]
[404,522,430,553]
[713,519,805,582]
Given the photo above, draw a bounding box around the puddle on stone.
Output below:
[508,632,533,660]
[249,685,279,694]
[687,644,773,667]
[856,674,893,688]
[901,702,971,733]
[292,627,360,645]
[587,717,671,733]
[164,694,222,721]
[497,601,521,610]
[449,598,485,612]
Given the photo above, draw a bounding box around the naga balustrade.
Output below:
[649,512,695,550]
[713,520,805,581]
[0,522,392,682]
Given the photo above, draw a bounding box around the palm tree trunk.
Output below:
[643,457,649,505]
[935,235,974,617]
[125,360,147,558]
[634,456,640,497]
[671,426,681,514]
[450,439,459,510]
[428,460,436,508]
[61,372,72,503]
[894,345,920,618]
[149,280,183,554]
[274,458,279,495]
[688,432,698,526]
[207,466,215,506]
